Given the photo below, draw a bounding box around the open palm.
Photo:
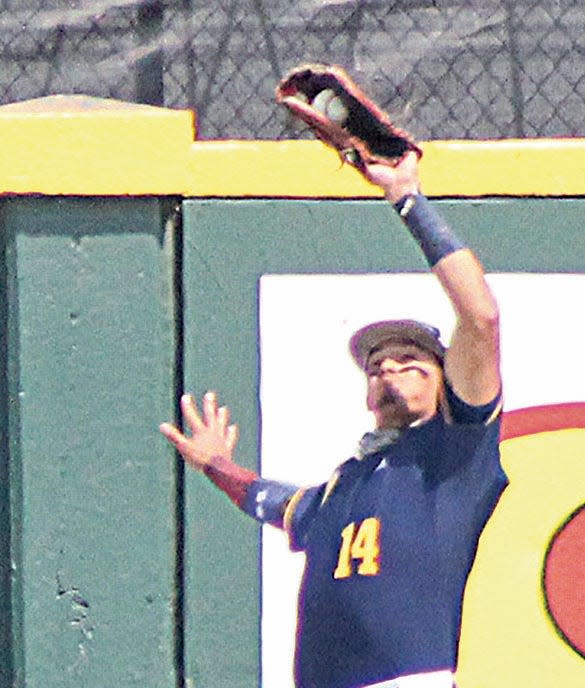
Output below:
[159,392,239,471]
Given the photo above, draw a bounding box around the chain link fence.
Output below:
[1,0,584,141]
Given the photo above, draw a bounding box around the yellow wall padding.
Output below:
[2,96,585,197]
[0,95,194,196]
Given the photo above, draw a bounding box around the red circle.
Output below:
[543,505,585,657]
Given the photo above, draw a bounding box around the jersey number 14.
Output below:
[333,517,381,579]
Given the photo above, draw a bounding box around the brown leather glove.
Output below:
[276,63,422,171]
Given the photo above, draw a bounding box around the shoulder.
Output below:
[442,377,502,426]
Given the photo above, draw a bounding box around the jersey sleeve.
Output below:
[241,479,300,528]
[283,484,326,552]
[444,378,502,425]
[435,380,508,489]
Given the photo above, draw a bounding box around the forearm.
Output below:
[393,192,501,402]
[395,193,498,323]
[203,456,297,528]
[202,455,257,508]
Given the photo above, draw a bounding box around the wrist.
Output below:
[394,192,420,214]
[393,193,466,267]
[384,185,420,204]
[203,455,257,508]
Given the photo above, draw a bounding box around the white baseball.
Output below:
[311,89,348,123]
[311,88,335,113]
[326,95,348,123]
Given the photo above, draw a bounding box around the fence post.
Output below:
[136,0,165,106]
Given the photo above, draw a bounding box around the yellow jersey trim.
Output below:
[283,488,308,539]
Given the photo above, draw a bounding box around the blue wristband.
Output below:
[394,193,466,267]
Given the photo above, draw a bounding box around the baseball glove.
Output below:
[276,63,422,170]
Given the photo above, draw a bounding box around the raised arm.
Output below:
[160,392,298,526]
[365,154,501,406]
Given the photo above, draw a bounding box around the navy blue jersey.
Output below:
[284,390,507,688]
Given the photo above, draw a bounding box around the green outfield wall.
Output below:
[0,97,583,688]
[181,197,585,688]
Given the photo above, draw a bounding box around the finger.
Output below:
[217,405,230,432]
[180,393,204,433]
[226,423,239,452]
[202,390,218,427]
[159,422,186,446]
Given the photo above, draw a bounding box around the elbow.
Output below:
[459,289,500,338]
[471,300,500,339]
[480,297,500,327]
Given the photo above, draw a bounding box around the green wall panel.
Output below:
[1,197,179,688]
[181,196,585,687]
[0,207,13,687]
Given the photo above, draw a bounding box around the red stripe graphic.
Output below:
[501,402,585,441]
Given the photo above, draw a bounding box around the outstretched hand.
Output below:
[159,392,239,471]
[362,150,421,203]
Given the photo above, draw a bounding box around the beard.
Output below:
[378,382,403,406]
[368,382,420,428]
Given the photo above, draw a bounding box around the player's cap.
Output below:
[349,319,446,370]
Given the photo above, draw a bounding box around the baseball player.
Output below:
[160,67,508,688]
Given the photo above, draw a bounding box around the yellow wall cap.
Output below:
[185,138,585,198]
[1,96,585,197]
[0,95,195,196]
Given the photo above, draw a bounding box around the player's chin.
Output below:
[368,384,407,413]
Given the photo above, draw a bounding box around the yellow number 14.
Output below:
[333,517,381,579]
